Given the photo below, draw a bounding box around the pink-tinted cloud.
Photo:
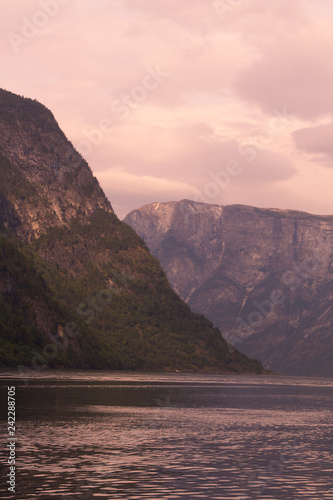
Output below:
[97,169,195,219]
[293,123,333,166]
[0,0,333,218]
[91,122,296,183]
[233,3,333,120]
[90,121,297,217]
[122,0,220,32]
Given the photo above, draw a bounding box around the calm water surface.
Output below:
[0,371,332,499]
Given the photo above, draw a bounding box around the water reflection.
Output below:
[0,373,332,499]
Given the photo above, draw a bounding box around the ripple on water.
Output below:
[0,373,332,499]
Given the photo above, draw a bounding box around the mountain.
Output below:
[124,200,333,376]
[0,89,265,374]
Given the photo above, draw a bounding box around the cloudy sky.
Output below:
[2,0,333,218]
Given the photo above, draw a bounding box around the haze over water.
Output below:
[0,371,332,499]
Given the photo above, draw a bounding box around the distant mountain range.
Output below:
[0,89,264,374]
[124,200,333,376]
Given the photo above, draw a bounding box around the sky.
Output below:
[2,0,333,219]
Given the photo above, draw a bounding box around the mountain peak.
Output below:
[0,89,112,240]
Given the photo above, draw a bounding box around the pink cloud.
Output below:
[92,122,297,208]
[234,20,333,120]
[293,123,333,166]
[122,0,219,32]
[1,0,332,218]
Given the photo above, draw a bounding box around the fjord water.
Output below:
[0,372,332,499]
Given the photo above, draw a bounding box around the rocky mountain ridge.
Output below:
[124,199,333,376]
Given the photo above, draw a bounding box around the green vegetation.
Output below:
[0,88,264,374]
[0,88,63,137]
[0,214,263,373]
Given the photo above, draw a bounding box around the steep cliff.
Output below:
[124,200,333,376]
[0,89,264,374]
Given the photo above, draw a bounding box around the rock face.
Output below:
[124,200,333,376]
[0,89,265,374]
[0,89,112,242]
